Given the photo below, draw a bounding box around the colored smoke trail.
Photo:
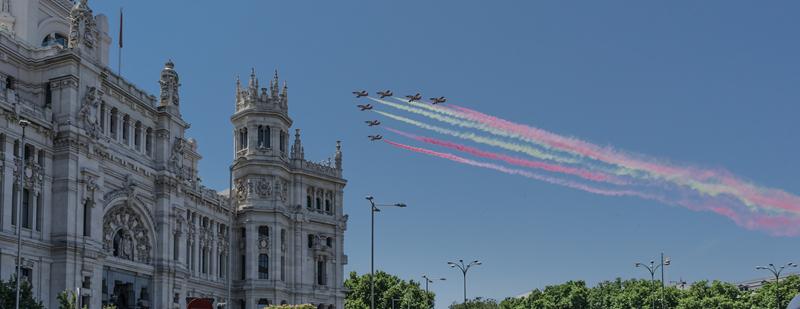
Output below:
[385,127,627,185]
[373,110,579,164]
[383,139,649,198]
[444,104,800,216]
[383,139,800,236]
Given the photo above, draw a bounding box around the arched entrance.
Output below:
[187,298,214,309]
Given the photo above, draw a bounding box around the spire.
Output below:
[235,75,241,102]
[335,140,342,170]
[281,81,288,98]
[271,70,279,97]
[248,67,257,90]
[291,129,304,160]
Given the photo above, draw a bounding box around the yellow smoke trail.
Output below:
[374,110,579,164]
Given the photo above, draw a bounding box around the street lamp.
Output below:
[14,119,29,309]
[422,274,445,309]
[635,253,670,309]
[448,259,481,305]
[366,195,406,309]
[756,262,797,309]
[421,274,446,293]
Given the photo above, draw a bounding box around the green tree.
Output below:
[57,289,87,309]
[0,276,45,309]
[345,271,434,309]
[748,275,800,309]
[676,280,748,309]
[450,297,501,309]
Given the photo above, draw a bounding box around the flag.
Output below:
[118,8,123,48]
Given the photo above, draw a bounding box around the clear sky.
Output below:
[91,1,800,307]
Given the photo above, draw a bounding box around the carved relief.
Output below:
[79,86,102,139]
[68,0,97,49]
[103,205,152,264]
[256,178,271,197]
[276,179,289,202]
[235,178,247,201]
[168,137,186,176]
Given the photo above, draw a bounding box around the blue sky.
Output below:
[91,1,800,307]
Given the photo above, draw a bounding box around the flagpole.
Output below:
[118,7,123,76]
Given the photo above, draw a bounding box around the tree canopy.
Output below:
[345,271,435,309]
[495,276,800,309]
[0,276,45,309]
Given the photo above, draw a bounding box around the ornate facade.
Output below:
[0,0,348,308]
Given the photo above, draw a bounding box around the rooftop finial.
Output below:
[335,140,342,170]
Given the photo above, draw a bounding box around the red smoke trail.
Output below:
[385,127,627,185]
[384,139,652,198]
[443,104,800,216]
[384,139,800,236]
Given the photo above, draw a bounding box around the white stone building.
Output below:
[0,0,348,308]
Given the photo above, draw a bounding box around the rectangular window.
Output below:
[83,200,91,236]
[173,234,180,261]
[281,256,285,281]
[219,254,226,279]
[20,267,32,285]
[22,188,30,229]
[258,254,269,279]
[317,260,326,285]
[279,131,286,153]
[35,193,42,231]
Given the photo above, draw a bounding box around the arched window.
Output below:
[134,121,142,150]
[325,199,331,213]
[122,115,130,143]
[109,108,118,139]
[258,225,269,238]
[99,103,106,133]
[258,299,270,305]
[41,33,67,47]
[279,131,286,153]
[316,197,322,210]
[145,128,153,155]
[257,125,271,148]
[306,195,312,209]
[238,127,248,150]
[258,254,269,279]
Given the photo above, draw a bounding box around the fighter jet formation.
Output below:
[405,93,422,102]
[376,90,393,98]
[354,89,447,141]
[430,96,447,104]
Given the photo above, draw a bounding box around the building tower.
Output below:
[230,69,347,308]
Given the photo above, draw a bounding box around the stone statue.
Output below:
[121,233,133,259]
[80,86,101,138]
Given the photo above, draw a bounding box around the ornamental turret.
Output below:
[159,60,181,115]
[235,69,288,114]
[291,129,304,160]
[335,141,342,170]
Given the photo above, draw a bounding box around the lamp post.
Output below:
[421,274,446,293]
[635,254,670,309]
[756,262,797,309]
[422,275,445,309]
[14,119,29,309]
[366,195,406,309]
[448,259,481,306]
